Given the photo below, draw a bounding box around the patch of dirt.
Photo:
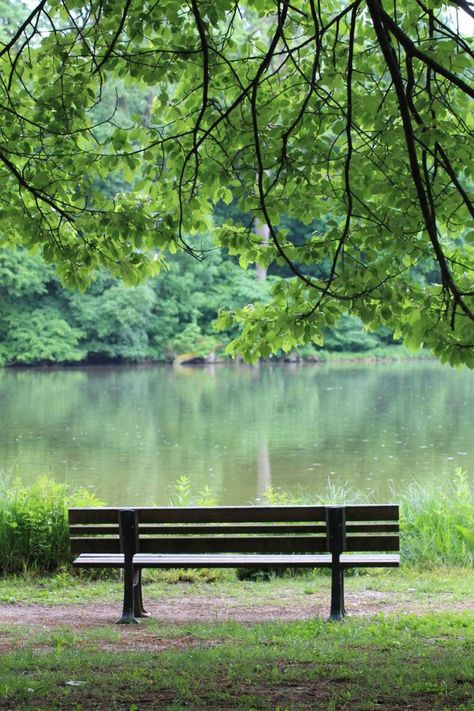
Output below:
[0,588,472,634]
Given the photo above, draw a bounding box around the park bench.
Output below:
[69,504,400,624]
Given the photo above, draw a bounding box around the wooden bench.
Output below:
[69,504,400,624]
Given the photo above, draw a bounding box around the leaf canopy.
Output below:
[0,0,473,364]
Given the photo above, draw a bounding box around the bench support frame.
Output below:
[116,505,354,623]
[326,506,346,621]
[117,509,149,624]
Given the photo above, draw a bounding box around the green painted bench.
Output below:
[69,504,400,624]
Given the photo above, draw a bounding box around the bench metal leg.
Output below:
[133,569,150,618]
[117,508,139,624]
[117,561,139,625]
[328,562,345,622]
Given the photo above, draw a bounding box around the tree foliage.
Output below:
[0,0,472,365]
[0,245,278,364]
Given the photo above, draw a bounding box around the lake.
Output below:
[0,361,472,504]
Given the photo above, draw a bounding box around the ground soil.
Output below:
[0,586,472,643]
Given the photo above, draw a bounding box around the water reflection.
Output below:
[0,362,472,504]
[257,437,272,496]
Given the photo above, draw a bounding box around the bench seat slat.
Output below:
[73,553,400,569]
[134,554,401,568]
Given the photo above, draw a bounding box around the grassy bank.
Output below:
[0,471,473,574]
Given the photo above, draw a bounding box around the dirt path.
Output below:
[0,588,472,633]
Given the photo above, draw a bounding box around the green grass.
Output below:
[0,475,103,573]
[400,468,474,567]
[0,566,472,606]
[0,612,473,709]
[0,566,472,709]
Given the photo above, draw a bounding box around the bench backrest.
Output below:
[69,505,399,555]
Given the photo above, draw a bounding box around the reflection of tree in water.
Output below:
[0,363,472,503]
[257,437,271,496]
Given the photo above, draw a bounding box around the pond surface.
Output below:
[0,361,472,504]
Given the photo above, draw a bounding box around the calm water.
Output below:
[0,362,472,504]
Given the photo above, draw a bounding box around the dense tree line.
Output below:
[0,243,396,365]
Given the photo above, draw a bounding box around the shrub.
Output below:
[0,475,103,574]
[263,473,474,569]
[400,469,474,567]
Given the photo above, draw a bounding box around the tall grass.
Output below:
[0,475,102,573]
[261,480,365,506]
[0,471,472,573]
[400,468,474,567]
[262,472,474,568]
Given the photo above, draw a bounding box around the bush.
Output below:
[262,474,474,569]
[400,469,474,567]
[0,475,103,574]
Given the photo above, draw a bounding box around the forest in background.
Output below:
[0,240,402,366]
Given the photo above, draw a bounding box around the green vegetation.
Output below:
[401,469,474,567]
[0,611,472,709]
[0,246,406,366]
[0,471,472,709]
[0,476,102,573]
[0,1,472,367]
[1,472,472,574]
[0,565,472,607]
[264,469,474,569]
